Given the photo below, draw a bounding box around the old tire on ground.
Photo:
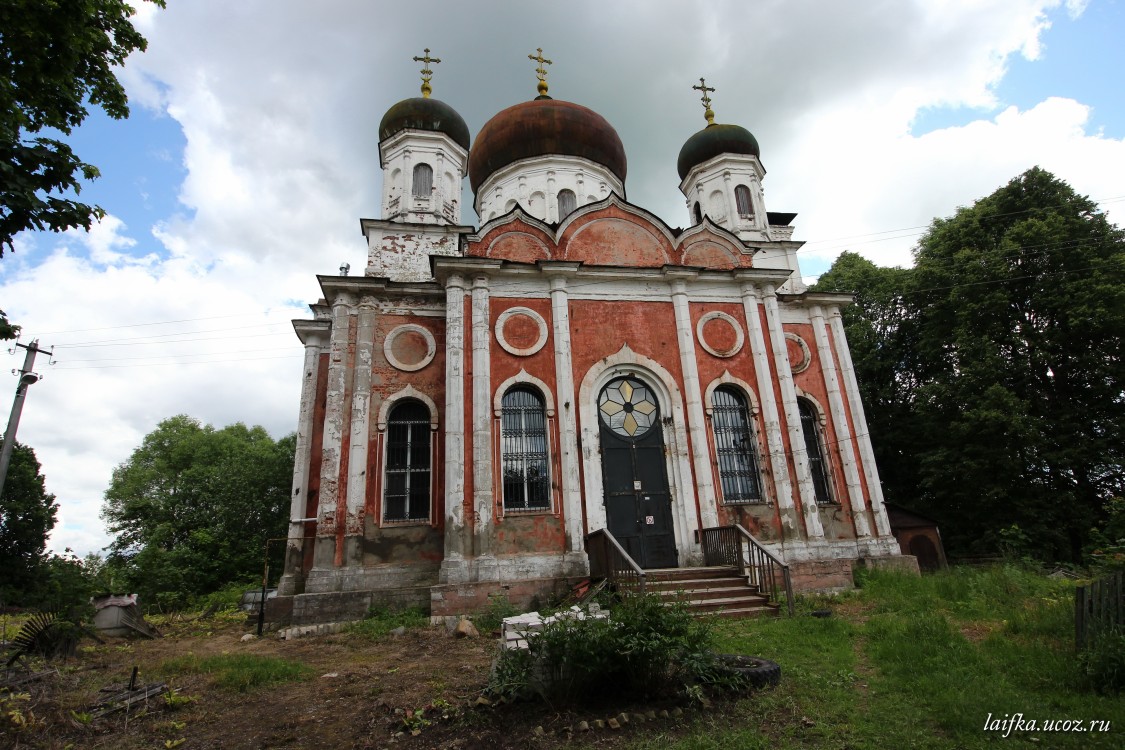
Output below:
[715,654,781,689]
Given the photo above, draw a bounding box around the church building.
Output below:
[274,50,912,625]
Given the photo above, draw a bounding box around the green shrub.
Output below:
[345,605,428,640]
[472,593,520,635]
[1079,627,1125,695]
[488,593,724,705]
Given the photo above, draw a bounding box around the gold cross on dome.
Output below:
[528,47,553,97]
[413,48,442,98]
[693,77,716,125]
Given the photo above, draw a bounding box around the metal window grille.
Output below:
[384,400,431,522]
[501,387,550,511]
[711,387,762,503]
[557,189,577,219]
[735,184,753,217]
[412,163,433,197]
[798,398,833,504]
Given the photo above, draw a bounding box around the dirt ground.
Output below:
[1,613,709,750]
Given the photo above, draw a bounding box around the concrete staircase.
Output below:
[643,566,779,619]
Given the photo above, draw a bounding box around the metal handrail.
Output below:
[585,528,646,594]
[699,523,794,616]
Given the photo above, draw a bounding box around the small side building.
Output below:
[884,503,947,571]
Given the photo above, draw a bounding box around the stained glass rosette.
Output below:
[598,378,658,437]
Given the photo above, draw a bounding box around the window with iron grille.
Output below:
[735,184,753,217]
[711,386,762,503]
[412,163,433,197]
[383,399,431,522]
[798,398,833,504]
[501,387,550,511]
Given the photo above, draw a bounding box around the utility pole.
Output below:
[0,339,51,499]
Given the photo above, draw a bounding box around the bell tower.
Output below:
[365,50,472,281]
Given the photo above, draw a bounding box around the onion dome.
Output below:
[379,96,470,151]
[677,123,760,180]
[468,98,627,193]
[677,76,760,180]
[379,48,470,151]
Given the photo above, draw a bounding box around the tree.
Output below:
[815,168,1125,562]
[0,441,58,603]
[0,0,165,254]
[102,415,296,608]
[811,252,924,507]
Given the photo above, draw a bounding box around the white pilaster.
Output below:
[279,328,328,594]
[346,298,376,519]
[762,284,825,539]
[669,274,719,530]
[548,275,585,557]
[471,275,497,579]
[739,280,800,533]
[810,305,871,538]
[441,275,469,583]
[829,308,892,537]
[317,294,357,563]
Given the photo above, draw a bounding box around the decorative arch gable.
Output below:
[467,212,556,261]
[677,223,748,270]
[559,200,676,268]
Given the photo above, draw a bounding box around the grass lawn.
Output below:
[626,565,1122,749]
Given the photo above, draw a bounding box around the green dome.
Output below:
[677,123,760,180]
[378,97,470,151]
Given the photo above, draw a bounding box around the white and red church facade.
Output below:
[274,59,911,625]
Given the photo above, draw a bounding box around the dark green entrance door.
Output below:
[598,376,677,569]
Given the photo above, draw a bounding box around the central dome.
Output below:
[468,98,627,193]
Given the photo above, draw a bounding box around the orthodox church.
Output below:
[274,50,912,625]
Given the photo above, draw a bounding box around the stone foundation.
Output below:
[268,584,433,628]
[787,554,919,594]
[430,576,583,620]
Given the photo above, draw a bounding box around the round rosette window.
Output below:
[598,376,659,438]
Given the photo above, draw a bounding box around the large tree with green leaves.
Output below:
[0,441,58,603]
[816,168,1125,561]
[102,415,296,608]
[0,0,165,254]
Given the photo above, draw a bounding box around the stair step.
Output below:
[654,586,763,602]
[678,595,772,611]
[700,605,779,619]
[643,580,756,593]
[604,566,781,618]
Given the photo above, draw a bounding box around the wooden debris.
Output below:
[0,668,58,690]
[90,681,169,718]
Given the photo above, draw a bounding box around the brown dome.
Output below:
[468,98,626,193]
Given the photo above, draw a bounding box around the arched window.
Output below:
[412,163,433,197]
[711,387,762,503]
[557,189,577,219]
[501,386,550,511]
[693,202,703,224]
[798,398,833,505]
[735,184,753,217]
[384,399,431,521]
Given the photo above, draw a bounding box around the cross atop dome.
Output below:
[693,77,716,125]
[413,48,441,98]
[528,47,553,98]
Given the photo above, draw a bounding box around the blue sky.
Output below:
[2,0,1123,558]
[913,0,1124,138]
